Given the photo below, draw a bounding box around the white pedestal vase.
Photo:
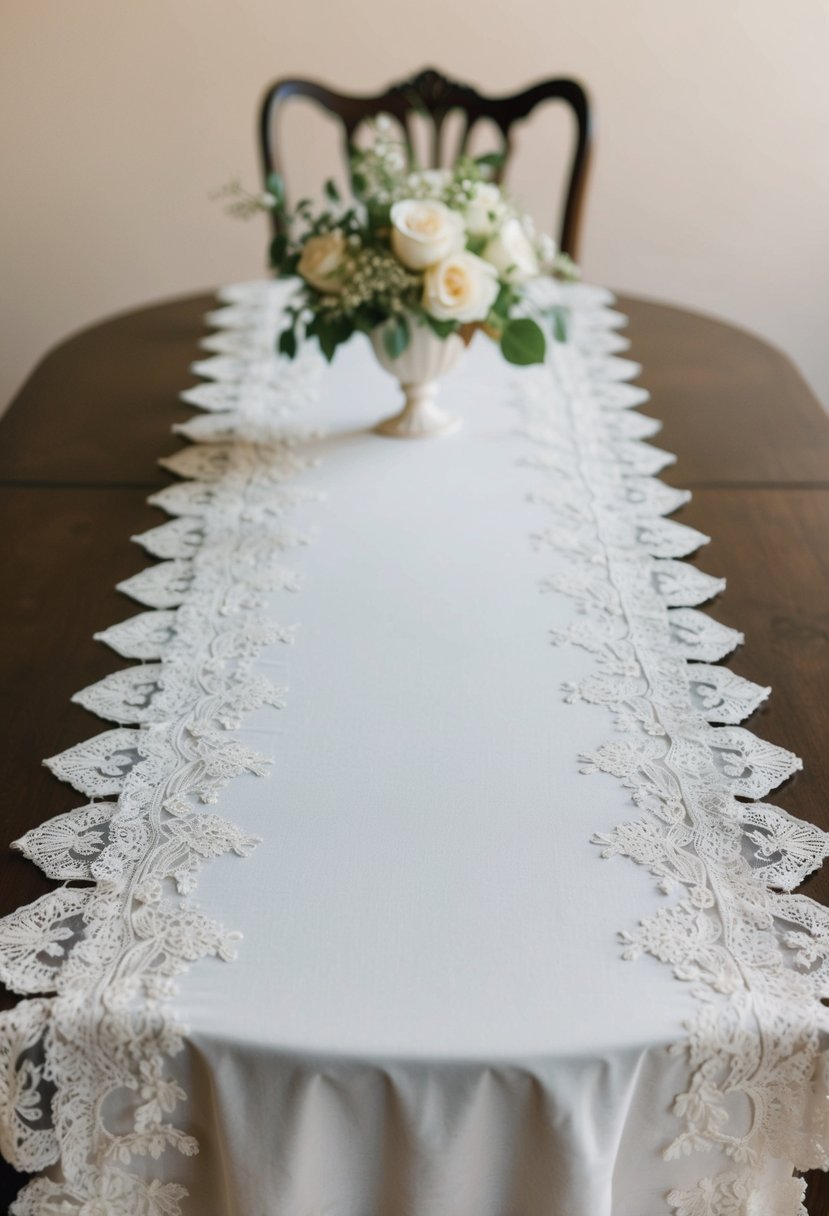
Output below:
[370,321,466,439]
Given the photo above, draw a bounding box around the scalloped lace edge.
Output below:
[0,281,324,1214]
[514,287,829,1216]
[1,281,827,1215]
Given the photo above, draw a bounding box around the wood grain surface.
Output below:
[0,291,827,1212]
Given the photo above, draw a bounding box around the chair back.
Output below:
[260,66,592,259]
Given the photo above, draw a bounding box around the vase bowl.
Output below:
[370,323,466,439]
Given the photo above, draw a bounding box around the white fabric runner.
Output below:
[1,280,827,1216]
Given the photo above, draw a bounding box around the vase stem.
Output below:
[373,380,460,439]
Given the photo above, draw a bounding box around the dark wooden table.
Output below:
[1,291,828,1211]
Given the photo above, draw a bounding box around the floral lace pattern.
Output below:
[0,281,323,1214]
[517,282,829,1214]
[1,277,827,1214]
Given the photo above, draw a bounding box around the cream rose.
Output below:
[297,230,350,294]
[390,199,464,271]
[422,251,499,323]
[483,217,539,284]
[464,182,504,236]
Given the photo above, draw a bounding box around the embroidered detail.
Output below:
[517,289,829,1215]
[0,280,323,1213]
[667,1172,807,1216]
[3,274,825,1214]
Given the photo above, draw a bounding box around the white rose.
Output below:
[390,199,464,271]
[464,182,504,236]
[483,217,540,284]
[297,230,350,294]
[422,251,499,323]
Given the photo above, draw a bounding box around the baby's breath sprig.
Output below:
[211,179,277,220]
[349,115,410,215]
[551,251,581,282]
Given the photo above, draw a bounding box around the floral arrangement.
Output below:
[223,120,576,367]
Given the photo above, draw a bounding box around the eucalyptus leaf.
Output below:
[382,314,410,359]
[266,172,286,208]
[501,318,546,366]
[552,306,569,344]
[324,178,341,203]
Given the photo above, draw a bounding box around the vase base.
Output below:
[373,395,461,440]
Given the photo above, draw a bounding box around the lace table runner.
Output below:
[0,279,827,1215]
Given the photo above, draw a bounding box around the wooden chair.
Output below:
[259,66,592,260]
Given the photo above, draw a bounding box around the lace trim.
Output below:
[0,281,324,1214]
[517,283,829,1215]
[2,278,827,1214]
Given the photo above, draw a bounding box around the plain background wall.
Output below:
[2,0,829,413]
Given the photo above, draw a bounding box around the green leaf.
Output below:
[466,234,487,256]
[317,331,337,362]
[491,282,516,320]
[266,172,286,207]
[381,314,410,359]
[324,178,341,203]
[277,326,297,359]
[501,318,547,366]
[353,305,387,334]
[475,151,506,170]
[551,306,569,344]
[424,314,458,340]
[314,314,354,362]
[269,232,289,269]
[367,200,392,231]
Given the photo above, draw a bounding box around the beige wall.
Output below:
[2,0,829,413]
